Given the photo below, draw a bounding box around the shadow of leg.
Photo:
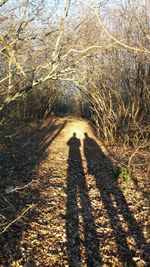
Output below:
[66,171,81,267]
[100,189,136,265]
[114,187,149,264]
[78,172,102,266]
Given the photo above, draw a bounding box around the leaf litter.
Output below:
[0,118,149,266]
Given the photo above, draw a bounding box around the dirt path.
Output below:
[0,118,149,267]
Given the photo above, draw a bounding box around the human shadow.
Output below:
[0,118,66,264]
[83,133,148,266]
[66,133,101,267]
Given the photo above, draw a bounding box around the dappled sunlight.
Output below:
[0,0,149,264]
[0,117,149,266]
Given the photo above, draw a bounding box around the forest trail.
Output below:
[0,118,149,267]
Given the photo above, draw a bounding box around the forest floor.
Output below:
[0,117,149,267]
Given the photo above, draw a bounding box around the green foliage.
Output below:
[120,167,131,181]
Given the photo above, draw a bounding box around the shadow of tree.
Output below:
[0,118,66,264]
[66,133,101,267]
[83,133,148,266]
[103,142,150,204]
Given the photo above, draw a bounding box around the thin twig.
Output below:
[0,204,34,235]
